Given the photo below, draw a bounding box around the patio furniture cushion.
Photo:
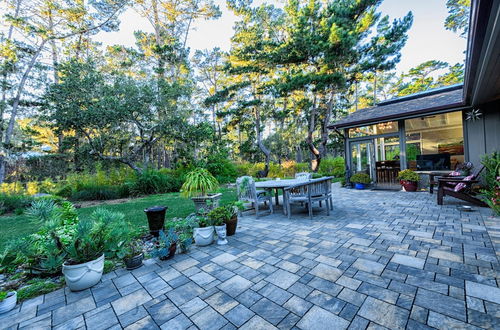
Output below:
[454,175,474,192]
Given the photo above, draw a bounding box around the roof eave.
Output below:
[328,101,467,130]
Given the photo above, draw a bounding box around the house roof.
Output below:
[330,85,464,129]
[330,0,500,130]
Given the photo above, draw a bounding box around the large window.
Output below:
[405,111,464,171]
[349,121,398,138]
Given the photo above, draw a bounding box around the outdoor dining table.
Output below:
[255,178,305,212]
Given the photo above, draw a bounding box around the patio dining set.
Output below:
[236,173,334,219]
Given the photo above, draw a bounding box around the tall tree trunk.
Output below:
[255,107,270,177]
[307,95,321,172]
[318,91,335,159]
[373,71,377,105]
[0,40,47,182]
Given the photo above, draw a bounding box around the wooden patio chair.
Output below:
[284,177,333,219]
[436,167,487,207]
[429,162,475,194]
[236,176,273,216]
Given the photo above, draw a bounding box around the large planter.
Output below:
[193,226,214,246]
[401,180,418,192]
[144,206,167,237]
[225,216,238,236]
[160,243,177,260]
[215,224,228,245]
[0,292,17,314]
[124,253,143,270]
[62,254,104,291]
[354,183,366,190]
[192,193,222,213]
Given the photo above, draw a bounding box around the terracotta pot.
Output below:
[225,216,237,236]
[401,180,418,192]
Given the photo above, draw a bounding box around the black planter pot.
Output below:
[160,243,177,260]
[124,253,144,270]
[225,216,237,236]
[144,206,168,237]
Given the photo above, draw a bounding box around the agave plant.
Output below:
[181,168,219,197]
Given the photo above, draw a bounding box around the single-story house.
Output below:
[330,0,500,189]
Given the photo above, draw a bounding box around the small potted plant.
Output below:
[208,208,228,245]
[193,216,214,246]
[226,201,244,236]
[350,173,371,190]
[397,169,420,192]
[152,229,178,260]
[61,217,107,291]
[169,216,197,253]
[181,168,221,213]
[123,240,144,270]
[0,290,17,314]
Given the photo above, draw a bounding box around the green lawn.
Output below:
[0,188,237,249]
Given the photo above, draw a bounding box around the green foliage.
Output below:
[207,206,233,226]
[397,169,420,182]
[0,194,33,215]
[350,173,371,184]
[17,279,63,302]
[151,229,178,259]
[203,153,238,184]
[127,169,183,196]
[445,0,471,38]
[481,152,500,215]
[318,157,346,177]
[0,291,7,302]
[181,168,219,197]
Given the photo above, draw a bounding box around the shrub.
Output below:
[127,169,183,196]
[0,194,33,215]
[481,152,500,215]
[350,173,371,184]
[70,185,125,201]
[397,169,420,182]
[204,154,238,184]
[318,157,345,178]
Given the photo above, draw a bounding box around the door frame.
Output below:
[348,139,377,182]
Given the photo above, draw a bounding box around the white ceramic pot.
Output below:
[62,254,104,291]
[0,291,16,314]
[193,226,214,246]
[215,224,228,245]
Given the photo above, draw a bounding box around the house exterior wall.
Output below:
[464,100,500,166]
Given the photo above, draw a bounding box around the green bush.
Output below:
[127,169,183,196]
[397,169,420,182]
[318,157,345,177]
[350,173,371,184]
[70,185,126,201]
[0,194,33,215]
[204,154,238,184]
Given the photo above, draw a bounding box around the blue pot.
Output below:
[354,183,365,190]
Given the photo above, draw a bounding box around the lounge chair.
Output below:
[436,168,487,207]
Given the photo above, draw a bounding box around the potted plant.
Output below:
[208,208,228,245]
[61,217,108,291]
[0,290,17,314]
[193,216,214,246]
[151,229,178,260]
[350,173,371,190]
[123,240,144,270]
[181,168,221,213]
[169,216,197,253]
[397,169,420,192]
[226,201,244,236]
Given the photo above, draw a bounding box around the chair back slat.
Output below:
[236,176,257,201]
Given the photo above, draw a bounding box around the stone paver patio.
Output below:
[1,184,499,329]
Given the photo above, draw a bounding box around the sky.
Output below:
[93,0,467,75]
